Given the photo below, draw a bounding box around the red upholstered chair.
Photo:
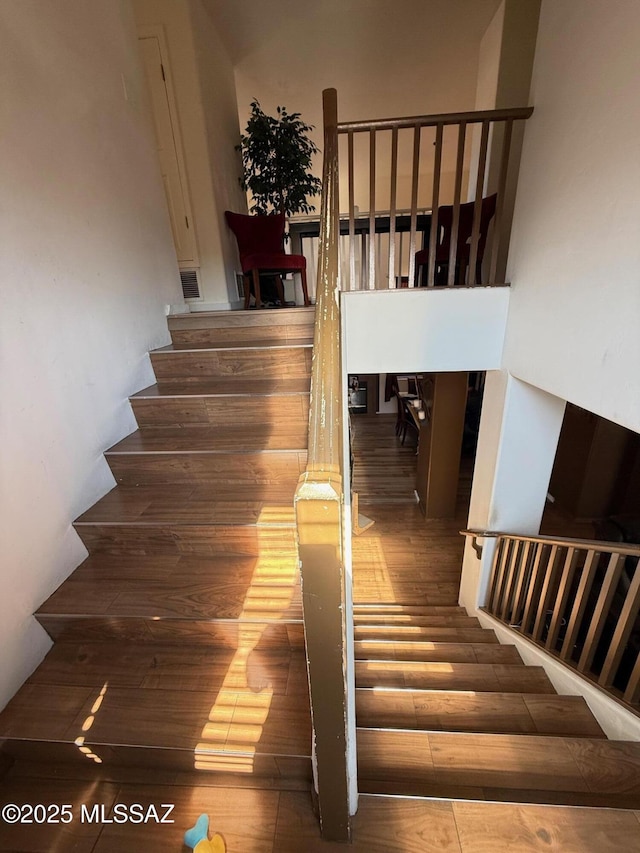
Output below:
[224,211,310,309]
[415,194,497,286]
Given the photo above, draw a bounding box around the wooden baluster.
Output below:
[368,130,376,290]
[599,560,640,688]
[426,123,443,287]
[510,541,534,629]
[448,121,467,287]
[624,651,640,705]
[531,545,563,642]
[521,544,548,636]
[494,539,517,617]
[468,120,490,285]
[578,552,625,673]
[500,540,524,622]
[545,548,580,650]
[488,118,513,285]
[388,127,398,288]
[560,549,600,661]
[488,538,509,614]
[348,130,356,290]
[407,124,421,287]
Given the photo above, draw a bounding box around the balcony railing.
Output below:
[465,530,640,711]
[291,102,533,293]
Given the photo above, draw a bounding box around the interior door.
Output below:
[139,35,198,266]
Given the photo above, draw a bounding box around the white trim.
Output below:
[137,23,200,266]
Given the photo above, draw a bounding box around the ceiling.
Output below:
[203,0,504,65]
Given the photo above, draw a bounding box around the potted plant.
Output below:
[237,100,322,217]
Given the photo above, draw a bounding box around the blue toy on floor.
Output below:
[184,814,226,853]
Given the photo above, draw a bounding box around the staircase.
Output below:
[348,415,640,848]
[0,308,316,788]
[354,603,640,806]
[3,308,640,848]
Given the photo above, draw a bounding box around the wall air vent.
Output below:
[235,272,246,301]
[180,269,200,299]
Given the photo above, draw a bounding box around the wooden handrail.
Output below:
[461,528,640,557]
[294,88,351,842]
[337,105,533,133]
[473,528,640,711]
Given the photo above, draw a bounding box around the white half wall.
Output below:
[0,0,183,709]
[342,287,509,375]
[459,374,565,610]
[504,0,640,434]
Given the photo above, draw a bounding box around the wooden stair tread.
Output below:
[131,378,311,398]
[351,795,640,852]
[74,485,296,526]
[357,729,640,806]
[0,644,310,758]
[37,552,302,622]
[355,689,605,737]
[354,640,522,663]
[107,427,308,454]
[355,660,554,693]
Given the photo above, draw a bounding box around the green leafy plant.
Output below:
[237,100,322,217]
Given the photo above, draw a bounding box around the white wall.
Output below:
[0,0,183,709]
[342,287,509,375]
[208,0,502,214]
[504,0,640,433]
[133,0,246,310]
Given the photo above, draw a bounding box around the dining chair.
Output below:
[225,211,310,309]
[415,193,497,286]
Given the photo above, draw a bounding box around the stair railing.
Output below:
[294,88,351,841]
[463,529,640,711]
[338,105,533,290]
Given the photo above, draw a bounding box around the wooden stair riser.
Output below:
[131,393,310,429]
[354,625,500,644]
[167,307,314,334]
[150,347,312,383]
[355,661,554,693]
[170,323,314,348]
[354,640,522,664]
[353,613,480,627]
[36,615,305,648]
[74,524,298,558]
[106,451,307,487]
[0,740,312,788]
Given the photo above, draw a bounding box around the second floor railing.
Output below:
[291,101,533,294]
[466,530,640,711]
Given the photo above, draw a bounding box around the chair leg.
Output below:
[251,268,262,308]
[274,275,285,306]
[300,268,310,306]
[243,274,251,310]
